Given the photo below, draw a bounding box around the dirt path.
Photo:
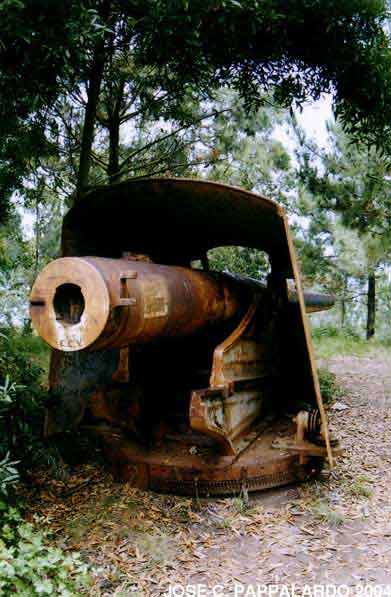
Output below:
[28,354,391,595]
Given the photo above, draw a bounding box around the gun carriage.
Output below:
[30,178,338,495]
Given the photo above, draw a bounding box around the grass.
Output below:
[312,327,389,360]
[310,499,345,527]
[347,476,373,499]
[232,496,248,514]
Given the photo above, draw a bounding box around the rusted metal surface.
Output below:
[190,297,274,454]
[61,178,291,265]
[103,417,323,496]
[292,289,334,313]
[30,257,243,352]
[30,177,339,496]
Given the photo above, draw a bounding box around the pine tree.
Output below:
[295,121,391,339]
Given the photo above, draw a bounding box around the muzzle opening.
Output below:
[53,283,85,325]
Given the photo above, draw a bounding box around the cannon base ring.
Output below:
[99,423,325,496]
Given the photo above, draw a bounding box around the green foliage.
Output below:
[348,476,373,498]
[0,503,91,596]
[0,330,53,473]
[208,245,270,279]
[312,326,387,359]
[0,268,30,327]
[0,0,103,221]
[2,329,51,379]
[317,367,341,404]
[0,454,19,498]
[0,213,31,274]
[0,329,89,595]
[0,330,45,396]
[297,120,391,238]
[294,118,391,338]
[202,90,292,203]
[0,213,35,326]
[311,499,345,527]
[312,325,360,341]
[3,1,391,220]
[135,0,391,150]
[0,324,92,594]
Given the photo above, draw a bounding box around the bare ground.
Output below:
[26,353,391,595]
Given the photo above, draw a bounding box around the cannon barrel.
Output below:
[30,256,334,353]
[30,256,244,352]
[288,288,334,313]
[224,272,335,314]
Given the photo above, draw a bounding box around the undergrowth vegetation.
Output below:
[0,504,91,595]
[317,367,341,404]
[312,325,390,359]
[0,327,91,595]
[0,328,55,477]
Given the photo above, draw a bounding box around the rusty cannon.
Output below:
[30,257,245,351]
[30,178,339,495]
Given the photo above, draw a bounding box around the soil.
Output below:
[26,353,391,595]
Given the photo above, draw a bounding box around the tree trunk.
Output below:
[76,44,106,199]
[34,196,40,281]
[108,117,120,184]
[366,272,376,340]
[107,76,125,185]
[340,273,347,329]
[341,295,346,330]
[76,0,113,199]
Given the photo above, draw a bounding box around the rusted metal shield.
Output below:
[62,178,292,266]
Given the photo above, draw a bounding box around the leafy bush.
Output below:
[0,328,47,392]
[207,246,270,279]
[2,329,50,380]
[0,502,91,596]
[312,325,340,339]
[312,325,361,341]
[0,453,19,497]
[0,329,53,473]
[0,329,91,595]
[318,367,342,404]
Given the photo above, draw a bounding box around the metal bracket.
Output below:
[114,297,137,307]
[272,439,343,457]
[116,270,138,306]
